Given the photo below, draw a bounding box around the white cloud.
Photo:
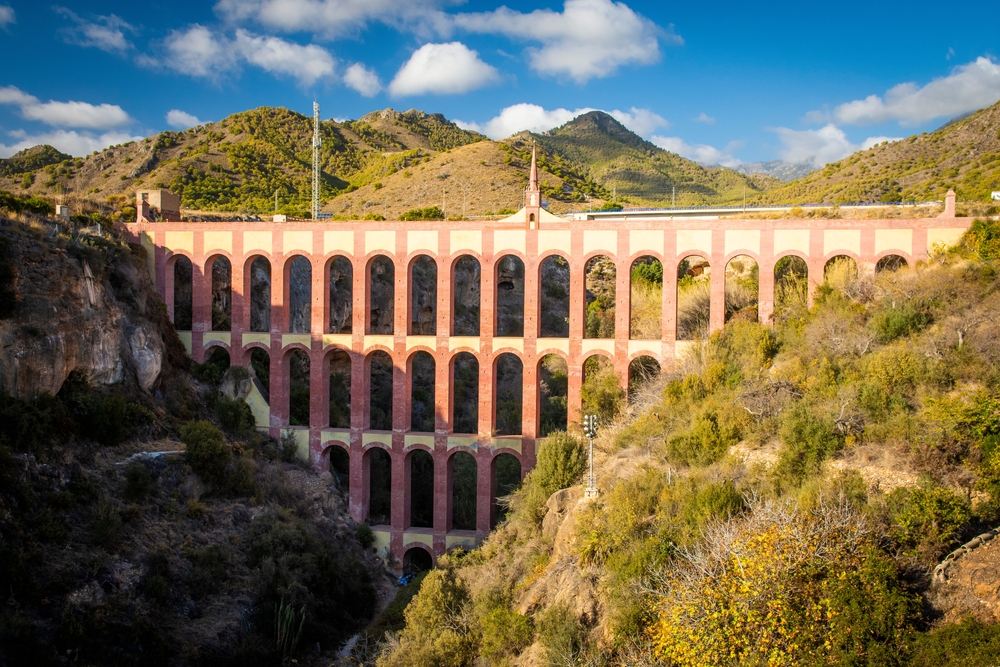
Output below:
[0,129,143,158]
[651,135,743,168]
[234,29,335,86]
[157,25,237,78]
[214,0,453,38]
[54,7,136,53]
[456,103,668,139]
[828,57,1000,126]
[453,0,676,83]
[0,5,15,29]
[0,86,133,129]
[343,63,382,96]
[773,124,901,168]
[694,112,715,125]
[166,109,205,129]
[388,42,499,96]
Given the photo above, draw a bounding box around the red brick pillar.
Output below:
[479,239,495,437]
[860,228,876,276]
[230,234,245,366]
[758,230,775,324]
[809,229,825,306]
[710,231,726,333]
[522,233,539,441]
[309,348,326,453]
[390,447,405,546]
[433,445,448,550]
[269,344,286,436]
[311,252,325,335]
[614,233,631,391]
[567,232,585,428]
[476,448,491,535]
[350,442,366,523]
[662,232,677,368]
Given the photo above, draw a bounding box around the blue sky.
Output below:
[0,0,998,168]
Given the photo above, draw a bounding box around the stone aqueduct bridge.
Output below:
[125,193,971,562]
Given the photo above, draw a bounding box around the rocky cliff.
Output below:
[0,215,182,399]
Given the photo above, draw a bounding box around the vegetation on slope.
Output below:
[370,221,1000,667]
[756,98,1000,204]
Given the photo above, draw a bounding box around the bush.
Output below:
[181,420,231,486]
[87,498,123,548]
[870,303,929,343]
[775,403,843,484]
[536,602,582,665]
[356,523,375,549]
[888,482,972,561]
[225,456,257,496]
[910,617,1000,666]
[216,395,255,434]
[479,606,533,663]
[667,409,739,466]
[400,206,444,221]
[509,431,586,526]
[124,461,154,500]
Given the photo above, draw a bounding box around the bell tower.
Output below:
[525,145,541,229]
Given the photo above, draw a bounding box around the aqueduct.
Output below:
[125,159,972,563]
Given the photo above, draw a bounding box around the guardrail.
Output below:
[571,201,940,214]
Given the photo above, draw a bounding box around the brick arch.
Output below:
[280,341,312,357]
[494,249,529,265]
[401,543,435,569]
[626,249,666,266]
[319,441,350,471]
[407,253,439,336]
[449,253,483,337]
[872,250,913,265]
[489,448,524,465]
[582,249,619,264]
[822,249,862,263]
[627,350,663,364]
[723,249,762,265]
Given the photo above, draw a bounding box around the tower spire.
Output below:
[524,141,541,229]
[529,143,538,191]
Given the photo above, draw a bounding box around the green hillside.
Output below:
[756,98,1000,204]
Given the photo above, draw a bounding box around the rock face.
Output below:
[0,222,172,398]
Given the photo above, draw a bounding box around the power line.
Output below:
[312,101,321,220]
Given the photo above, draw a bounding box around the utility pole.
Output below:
[743,184,747,214]
[583,414,599,498]
[274,189,278,214]
[672,185,675,208]
[312,101,321,220]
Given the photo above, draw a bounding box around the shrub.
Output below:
[181,420,231,486]
[124,461,154,500]
[479,606,533,663]
[216,395,254,434]
[356,523,375,549]
[87,498,123,548]
[910,617,1000,667]
[667,409,739,466]
[225,456,257,496]
[869,303,930,343]
[400,206,444,221]
[509,431,586,525]
[536,602,582,665]
[775,403,843,485]
[888,482,972,561]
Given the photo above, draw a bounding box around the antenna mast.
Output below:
[312,101,321,220]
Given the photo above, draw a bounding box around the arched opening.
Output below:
[876,255,908,273]
[210,256,231,331]
[725,255,759,324]
[538,354,568,436]
[494,354,523,436]
[630,256,663,339]
[452,255,481,336]
[584,255,616,339]
[287,349,310,427]
[368,351,393,430]
[249,348,270,394]
[407,449,434,528]
[529,213,536,223]
[409,255,437,335]
[774,256,809,324]
[328,255,353,334]
[328,349,351,429]
[491,453,521,527]
[366,447,392,526]
[409,351,436,433]
[628,356,661,399]
[172,255,192,330]
[328,445,350,494]
[403,547,433,574]
[677,255,711,340]
[449,451,477,530]
[287,255,312,334]
[824,255,860,293]
[198,346,231,384]
[539,255,570,337]
[452,352,479,434]
[249,256,271,333]
[495,255,525,337]
[582,355,624,424]
[368,256,394,334]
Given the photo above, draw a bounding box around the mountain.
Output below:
[0,144,71,178]
[734,160,814,182]
[755,98,1000,204]
[0,107,779,217]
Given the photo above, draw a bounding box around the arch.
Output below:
[365,446,392,526]
[248,347,270,395]
[538,353,568,436]
[491,452,522,527]
[407,449,434,529]
[494,254,525,337]
[451,352,479,434]
[402,546,434,574]
[529,213,536,223]
[824,255,860,293]
[327,255,353,334]
[628,355,661,399]
[539,254,570,337]
[286,348,310,427]
[452,255,481,336]
[328,444,350,494]
[172,255,193,330]
[876,254,908,273]
[368,350,393,430]
[676,254,711,340]
[494,353,523,436]
[449,450,477,531]
[773,255,809,324]
[630,255,663,339]
[582,354,624,424]
[725,254,759,324]
[208,255,232,332]
[409,255,438,335]
[367,255,395,335]
[584,255,616,339]
[409,351,436,433]
[328,348,352,428]
[285,255,312,334]
[247,255,271,333]
[197,345,231,384]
